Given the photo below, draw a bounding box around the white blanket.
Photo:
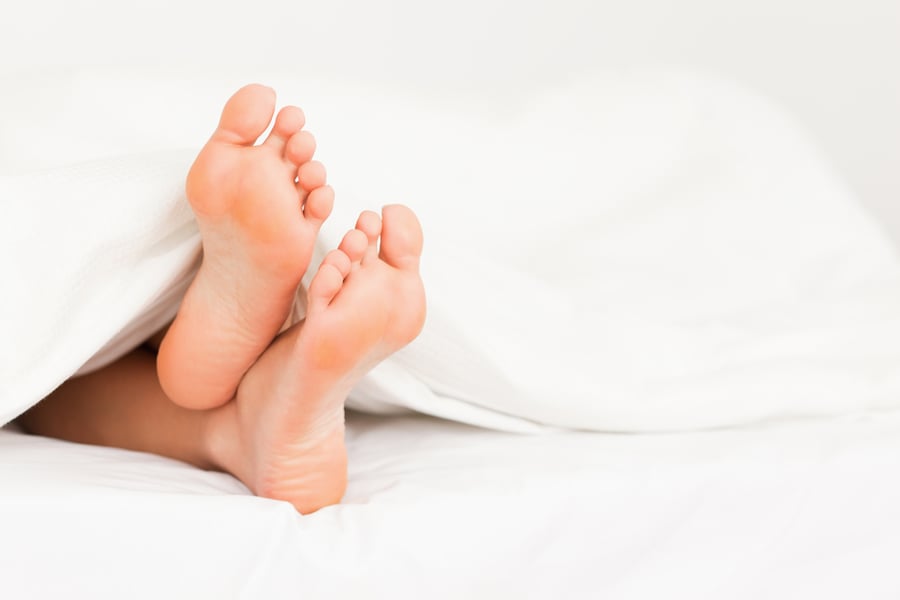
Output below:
[2,69,899,430]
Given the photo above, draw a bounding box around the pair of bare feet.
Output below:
[156,85,425,513]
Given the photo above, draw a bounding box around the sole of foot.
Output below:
[158,84,334,410]
[209,205,426,514]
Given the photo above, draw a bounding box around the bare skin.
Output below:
[212,206,425,509]
[157,84,334,411]
[20,207,425,514]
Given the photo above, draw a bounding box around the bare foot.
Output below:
[208,205,426,513]
[157,84,334,410]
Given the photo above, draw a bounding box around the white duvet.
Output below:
[2,68,899,431]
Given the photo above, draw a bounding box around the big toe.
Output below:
[213,84,276,146]
[379,204,423,271]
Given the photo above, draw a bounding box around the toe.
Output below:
[321,248,352,279]
[263,106,306,151]
[212,84,276,146]
[379,204,423,271]
[284,130,316,165]
[296,161,327,191]
[307,263,344,316]
[303,185,334,225]
[355,210,382,246]
[338,229,368,264]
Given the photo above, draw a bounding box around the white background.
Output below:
[1,0,897,242]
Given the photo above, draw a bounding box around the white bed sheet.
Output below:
[3,410,900,599]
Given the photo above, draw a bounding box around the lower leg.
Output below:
[17,348,220,471]
[15,334,351,514]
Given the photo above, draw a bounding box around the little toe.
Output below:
[338,229,369,264]
[212,84,276,146]
[307,263,344,316]
[303,185,334,225]
[284,130,316,166]
[379,204,423,271]
[263,106,306,151]
[296,161,327,192]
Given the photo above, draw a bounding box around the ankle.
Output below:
[199,404,247,480]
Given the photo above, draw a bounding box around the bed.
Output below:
[4,410,900,598]
[2,48,900,600]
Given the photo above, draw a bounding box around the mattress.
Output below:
[3,409,900,599]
